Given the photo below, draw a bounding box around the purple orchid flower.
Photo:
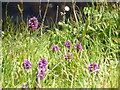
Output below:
[51,45,59,52]
[64,41,71,49]
[22,59,32,69]
[74,43,82,52]
[65,52,74,60]
[89,62,99,73]
[28,17,38,30]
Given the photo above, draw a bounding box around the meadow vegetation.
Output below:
[1,2,119,88]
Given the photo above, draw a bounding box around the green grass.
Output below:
[1,2,119,88]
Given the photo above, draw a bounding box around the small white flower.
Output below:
[64,6,70,11]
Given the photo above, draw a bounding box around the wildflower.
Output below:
[65,52,74,60]
[0,88,2,90]
[36,68,46,81]
[51,45,59,52]
[22,83,28,88]
[74,43,82,52]
[22,59,32,69]
[89,63,99,73]
[38,58,48,69]
[36,58,48,81]
[28,17,38,30]
[64,41,71,49]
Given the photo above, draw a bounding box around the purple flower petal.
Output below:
[74,43,82,52]
[68,53,74,59]
[64,41,71,49]
[22,59,32,69]
[36,58,48,81]
[51,45,59,52]
[65,52,74,60]
[88,62,99,73]
[36,69,46,81]
[28,17,38,30]
[38,58,48,69]
[22,83,28,88]
[65,55,69,60]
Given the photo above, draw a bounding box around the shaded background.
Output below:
[2,2,92,26]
